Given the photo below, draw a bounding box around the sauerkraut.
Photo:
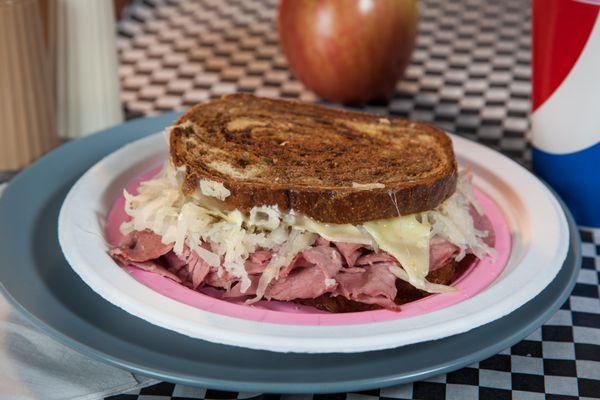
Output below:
[120,161,495,298]
[426,172,496,261]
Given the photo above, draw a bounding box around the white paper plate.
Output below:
[58,133,569,353]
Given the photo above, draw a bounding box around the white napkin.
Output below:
[0,183,158,400]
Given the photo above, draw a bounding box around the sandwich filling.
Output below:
[109,161,495,311]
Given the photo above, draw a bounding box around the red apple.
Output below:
[277,0,418,104]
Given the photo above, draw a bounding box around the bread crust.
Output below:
[171,94,457,224]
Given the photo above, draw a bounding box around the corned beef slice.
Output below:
[111,230,173,262]
[178,247,211,289]
[470,206,495,247]
[334,242,365,267]
[267,267,335,301]
[108,224,490,310]
[265,246,343,301]
[225,245,343,300]
[109,230,181,282]
[429,240,459,271]
[244,250,272,274]
[334,264,400,311]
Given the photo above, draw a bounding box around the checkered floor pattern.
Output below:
[107,0,600,398]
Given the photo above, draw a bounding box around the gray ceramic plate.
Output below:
[0,114,581,394]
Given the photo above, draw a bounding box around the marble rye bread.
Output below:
[170,94,458,224]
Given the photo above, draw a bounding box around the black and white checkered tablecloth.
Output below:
[105,0,599,398]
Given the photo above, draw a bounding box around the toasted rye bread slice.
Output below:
[170,94,457,224]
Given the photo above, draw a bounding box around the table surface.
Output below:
[53,0,600,398]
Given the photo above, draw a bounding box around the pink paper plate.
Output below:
[105,167,511,326]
